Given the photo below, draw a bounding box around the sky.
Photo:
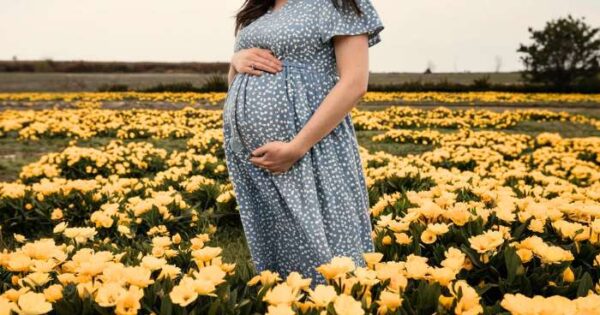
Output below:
[1,0,599,73]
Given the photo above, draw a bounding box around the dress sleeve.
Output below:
[318,0,385,47]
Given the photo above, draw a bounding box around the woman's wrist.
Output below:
[289,136,312,157]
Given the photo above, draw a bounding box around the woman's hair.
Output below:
[234,0,362,34]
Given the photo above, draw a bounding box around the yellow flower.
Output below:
[22,272,51,287]
[376,290,403,313]
[7,253,32,272]
[333,294,364,315]
[43,284,63,303]
[429,267,456,286]
[51,208,63,220]
[90,211,114,228]
[449,281,482,315]
[247,270,281,287]
[0,296,17,315]
[264,282,300,306]
[3,287,30,303]
[381,235,392,245]
[192,246,222,266]
[14,234,26,243]
[307,284,337,308]
[53,222,68,234]
[170,277,198,307]
[516,248,533,263]
[95,283,126,307]
[363,252,384,268]
[157,265,181,280]
[192,278,217,297]
[528,219,545,233]
[446,208,471,226]
[441,248,465,272]
[420,229,437,244]
[285,272,312,293]
[124,266,154,288]
[193,265,226,287]
[117,225,133,238]
[562,267,575,283]
[76,280,101,299]
[439,295,454,309]
[265,304,295,315]
[115,285,143,315]
[172,233,182,244]
[394,233,412,245]
[405,255,430,280]
[141,255,167,271]
[428,223,450,235]
[15,292,52,315]
[316,256,356,280]
[63,227,97,244]
[469,230,504,254]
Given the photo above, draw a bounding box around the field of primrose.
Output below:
[1,92,600,315]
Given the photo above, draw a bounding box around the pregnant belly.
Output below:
[223,68,336,155]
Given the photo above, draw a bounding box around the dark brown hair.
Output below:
[234,0,362,35]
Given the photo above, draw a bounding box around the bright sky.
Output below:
[1,0,599,72]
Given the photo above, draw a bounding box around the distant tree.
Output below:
[424,60,435,74]
[517,15,600,88]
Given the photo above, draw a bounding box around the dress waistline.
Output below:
[280,59,332,74]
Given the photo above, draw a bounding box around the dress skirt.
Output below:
[222,60,375,286]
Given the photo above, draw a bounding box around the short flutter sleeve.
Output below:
[318,0,385,47]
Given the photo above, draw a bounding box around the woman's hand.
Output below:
[231,48,284,76]
[249,141,307,174]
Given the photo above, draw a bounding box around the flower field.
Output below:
[1,95,600,314]
[2,91,600,108]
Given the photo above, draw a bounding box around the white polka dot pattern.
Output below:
[222,0,384,287]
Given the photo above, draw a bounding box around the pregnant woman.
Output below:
[223,0,384,286]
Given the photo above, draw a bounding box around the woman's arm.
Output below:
[228,64,238,87]
[249,34,369,172]
[289,34,369,154]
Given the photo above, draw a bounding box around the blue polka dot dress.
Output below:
[222,0,384,286]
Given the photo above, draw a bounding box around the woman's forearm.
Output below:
[289,78,367,155]
[289,34,369,156]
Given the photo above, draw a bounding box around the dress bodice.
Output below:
[233,0,384,76]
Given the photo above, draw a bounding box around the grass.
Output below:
[357,131,434,156]
[505,120,600,138]
[0,72,523,92]
[369,72,523,86]
[210,223,256,280]
[0,73,224,92]
[0,138,96,182]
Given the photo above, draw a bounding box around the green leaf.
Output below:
[208,301,220,315]
[160,294,173,315]
[461,244,484,269]
[504,246,523,284]
[512,217,532,240]
[577,273,593,297]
